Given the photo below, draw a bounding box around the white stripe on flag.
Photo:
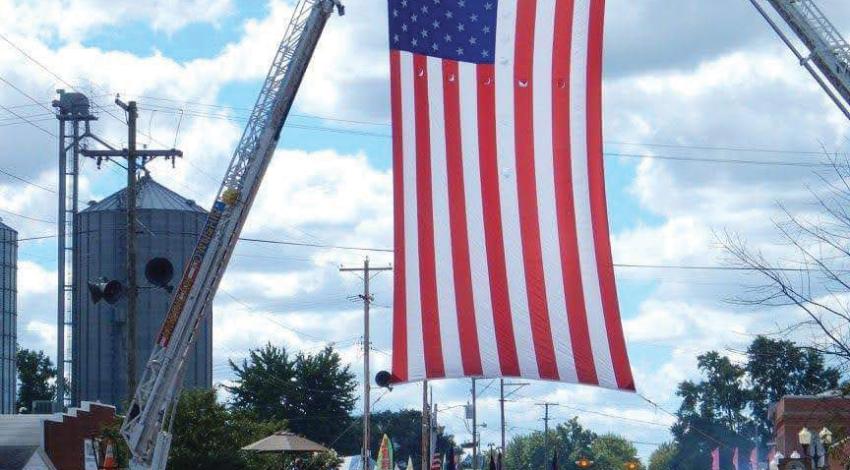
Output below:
[495,0,538,379]
[570,0,616,388]
[401,51,425,380]
[427,56,463,377]
[458,61,501,377]
[533,0,578,383]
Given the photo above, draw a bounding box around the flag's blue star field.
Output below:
[388,0,499,64]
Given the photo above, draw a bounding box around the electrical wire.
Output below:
[0,103,56,138]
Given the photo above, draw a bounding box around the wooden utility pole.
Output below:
[81,99,181,402]
[498,380,528,462]
[422,380,429,470]
[122,99,139,397]
[499,379,505,455]
[538,402,555,470]
[472,378,477,470]
[339,258,391,470]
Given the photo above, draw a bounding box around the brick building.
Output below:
[0,401,117,469]
[771,394,850,469]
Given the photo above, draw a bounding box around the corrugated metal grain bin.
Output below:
[0,219,16,414]
[72,176,212,409]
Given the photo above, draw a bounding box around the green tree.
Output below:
[745,336,840,444]
[670,337,839,469]
[648,442,676,470]
[504,417,596,470]
[672,351,755,469]
[169,389,283,470]
[16,348,55,412]
[588,434,642,470]
[334,409,456,466]
[227,344,358,447]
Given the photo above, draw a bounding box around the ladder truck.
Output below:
[751,0,850,120]
[119,0,344,468]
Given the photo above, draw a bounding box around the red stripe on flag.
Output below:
[586,0,634,390]
[477,64,520,376]
[514,0,558,380]
[442,59,483,377]
[390,50,408,382]
[552,0,598,385]
[413,54,445,378]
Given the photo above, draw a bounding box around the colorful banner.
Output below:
[377,434,394,470]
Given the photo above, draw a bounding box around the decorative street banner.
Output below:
[389,0,634,390]
[377,434,394,470]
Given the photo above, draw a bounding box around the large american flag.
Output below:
[389,0,634,391]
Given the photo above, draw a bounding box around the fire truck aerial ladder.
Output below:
[120,0,344,468]
[751,0,850,121]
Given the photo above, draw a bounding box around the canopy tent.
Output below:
[242,431,329,454]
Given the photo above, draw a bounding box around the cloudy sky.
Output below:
[2,0,850,459]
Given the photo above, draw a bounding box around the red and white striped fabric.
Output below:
[389,0,634,391]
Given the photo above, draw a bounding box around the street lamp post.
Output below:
[799,426,833,469]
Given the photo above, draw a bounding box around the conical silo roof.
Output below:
[82,176,206,213]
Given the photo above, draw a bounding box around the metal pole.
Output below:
[56,116,66,411]
[125,100,138,400]
[422,380,429,470]
[500,379,505,456]
[543,404,550,470]
[472,378,477,470]
[363,257,371,470]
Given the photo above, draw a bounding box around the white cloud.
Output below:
[24,320,56,348]
[0,0,234,41]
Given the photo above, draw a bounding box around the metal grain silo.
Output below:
[72,176,212,408]
[0,220,16,414]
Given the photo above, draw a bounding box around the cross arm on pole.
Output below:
[80,149,183,158]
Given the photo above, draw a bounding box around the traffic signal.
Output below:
[624,462,639,470]
[88,277,124,305]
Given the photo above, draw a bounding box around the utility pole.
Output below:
[498,380,528,462]
[422,380,429,470]
[499,379,505,455]
[340,258,391,470]
[80,98,181,403]
[472,378,477,470]
[538,403,555,470]
[122,99,139,398]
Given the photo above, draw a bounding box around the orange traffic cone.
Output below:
[101,440,117,470]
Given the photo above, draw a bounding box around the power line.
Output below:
[0,32,146,145]
[0,207,54,224]
[0,103,56,138]
[133,104,846,169]
[238,237,393,253]
[0,230,827,273]
[0,74,55,114]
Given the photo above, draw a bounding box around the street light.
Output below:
[574,458,593,468]
[769,452,784,470]
[819,427,833,446]
[624,462,639,470]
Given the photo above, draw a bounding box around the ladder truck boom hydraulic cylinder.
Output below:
[119,1,344,468]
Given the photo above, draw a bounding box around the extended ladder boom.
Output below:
[120,1,343,467]
[752,0,850,119]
